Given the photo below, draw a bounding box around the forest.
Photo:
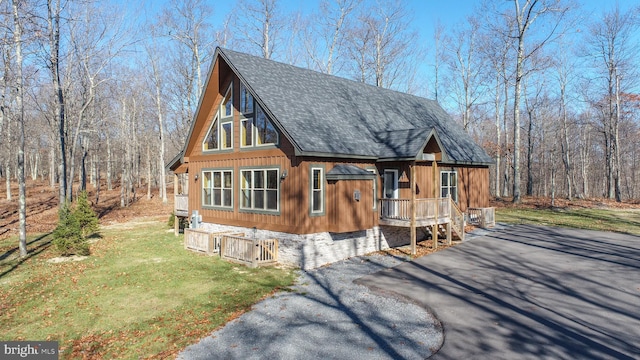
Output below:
[1,0,639,254]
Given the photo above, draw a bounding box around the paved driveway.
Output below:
[356,224,640,360]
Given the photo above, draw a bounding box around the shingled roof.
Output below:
[210,48,491,164]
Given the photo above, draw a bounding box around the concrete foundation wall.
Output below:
[199,222,423,269]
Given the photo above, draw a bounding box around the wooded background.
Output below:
[1,0,639,217]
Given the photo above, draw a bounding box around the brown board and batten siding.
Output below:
[449,166,489,210]
[189,151,379,234]
[376,162,489,212]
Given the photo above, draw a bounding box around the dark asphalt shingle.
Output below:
[219,48,492,164]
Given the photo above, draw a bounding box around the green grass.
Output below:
[496,208,640,235]
[0,220,295,359]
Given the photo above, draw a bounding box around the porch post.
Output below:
[174,172,179,236]
[410,162,417,256]
[432,160,439,249]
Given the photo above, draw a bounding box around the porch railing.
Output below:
[380,198,451,222]
[175,194,189,217]
[467,207,496,228]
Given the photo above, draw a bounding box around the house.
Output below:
[168,47,493,269]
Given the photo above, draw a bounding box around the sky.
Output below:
[193,0,639,45]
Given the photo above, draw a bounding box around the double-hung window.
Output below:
[310,166,324,215]
[441,171,458,203]
[241,169,279,212]
[203,170,233,208]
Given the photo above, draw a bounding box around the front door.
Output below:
[383,170,399,217]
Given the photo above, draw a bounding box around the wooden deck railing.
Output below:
[379,198,451,222]
[183,229,244,255]
[174,194,189,217]
[220,235,278,268]
[467,207,496,228]
[450,201,465,241]
[184,229,277,267]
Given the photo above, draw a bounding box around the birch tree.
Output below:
[233,0,284,60]
[301,0,361,74]
[492,0,571,203]
[583,5,639,202]
[11,0,27,257]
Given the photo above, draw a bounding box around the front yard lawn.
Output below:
[0,220,294,359]
[496,208,640,235]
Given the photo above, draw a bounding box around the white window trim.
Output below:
[240,82,254,115]
[240,117,254,148]
[240,168,280,213]
[220,118,233,150]
[221,84,233,118]
[202,114,220,151]
[366,168,377,210]
[441,170,458,203]
[254,105,279,147]
[202,169,234,209]
[310,166,324,215]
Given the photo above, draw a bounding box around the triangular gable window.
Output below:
[241,102,278,148]
[203,84,233,151]
[255,105,278,145]
[203,114,219,151]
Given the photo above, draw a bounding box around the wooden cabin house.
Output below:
[168,48,493,269]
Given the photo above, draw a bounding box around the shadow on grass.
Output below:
[497,209,640,236]
[0,232,53,279]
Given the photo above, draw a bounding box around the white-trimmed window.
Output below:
[241,118,253,147]
[203,115,219,151]
[441,171,458,203]
[255,106,278,145]
[221,119,232,149]
[203,84,233,151]
[203,170,233,208]
[240,82,253,114]
[221,85,233,117]
[367,168,377,210]
[310,167,324,215]
[240,169,279,212]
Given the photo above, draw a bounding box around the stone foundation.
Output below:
[198,222,425,269]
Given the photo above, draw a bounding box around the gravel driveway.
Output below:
[178,254,443,360]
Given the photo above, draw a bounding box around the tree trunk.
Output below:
[80,138,88,192]
[4,161,10,201]
[494,76,501,198]
[526,107,534,196]
[13,0,27,257]
[614,74,622,201]
[502,66,510,198]
[48,0,67,207]
[106,131,112,190]
[49,147,56,188]
[146,144,151,200]
[512,35,524,203]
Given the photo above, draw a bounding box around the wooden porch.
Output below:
[379,197,466,245]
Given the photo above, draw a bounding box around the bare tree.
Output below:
[232,0,284,60]
[46,0,67,206]
[11,0,27,257]
[491,0,571,203]
[346,0,421,91]
[301,0,361,74]
[583,5,639,202]
[145,40,168,204]
[444,16,488,131]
